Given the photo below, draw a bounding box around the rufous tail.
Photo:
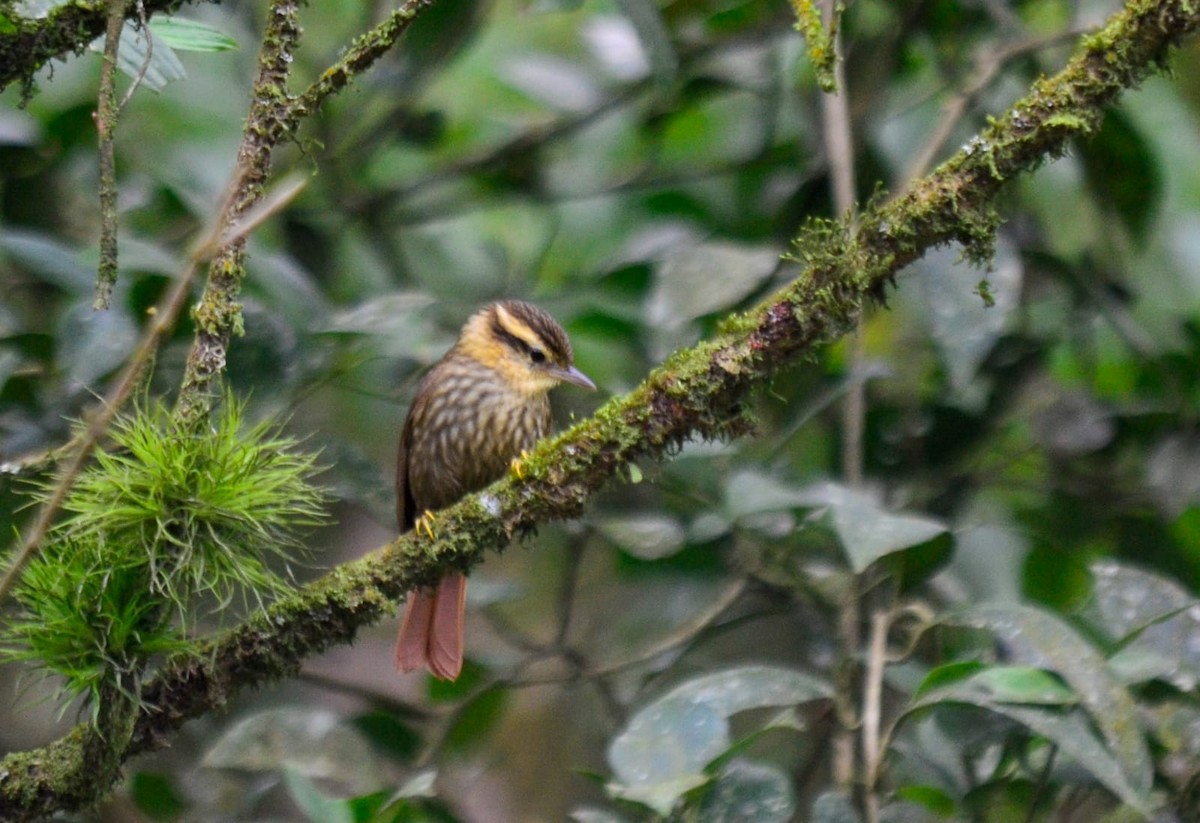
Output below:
[395,573,466,680]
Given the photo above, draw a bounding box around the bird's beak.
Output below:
[553,365,597,391]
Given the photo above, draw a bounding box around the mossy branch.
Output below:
[0,0,213,96]
[1,0,1198,819]
[174,0,438,424]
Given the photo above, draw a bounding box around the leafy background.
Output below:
[2,0,1200,820]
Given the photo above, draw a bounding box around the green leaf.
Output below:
[1022,544,1093,611]
[895,784,956,817]
[804,482,951,573]
[130,771,187,821]
[920,664,1078,707]
[611,0,678,95]
[945,603,1152,797]
[596,513,686,559]
[606,666,831,815]
[905,680,1155,816]
[88,25,187,92]
[913,661,986,697]
[913,239,1021,397]
[441,683,509,751]
[283,766,355,823]
[1082,560,1200,691]
[698,760,795,823]
[350,711,422,763]
[647,240,779,330]
[149,17,239,52]
[1078,108,1162,246]
[202,709,380,793]
[811,792,861,823]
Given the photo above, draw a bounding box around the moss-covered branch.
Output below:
[0,0,214,95]
[174,0,438,424]
[1,0,1197,818]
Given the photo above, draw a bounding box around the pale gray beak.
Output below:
[553,364,597,391]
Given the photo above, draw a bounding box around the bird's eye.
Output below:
[530,349,547,364]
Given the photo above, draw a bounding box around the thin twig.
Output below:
[92,0,125,311]
[118,0,154,111]
[1024,744,1058,823]
[515,577,750,684]
[861,608,890,823]
[817,0,865,799]
[553,540,586,647]
[902,28,1087,184]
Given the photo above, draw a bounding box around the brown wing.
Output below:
[395,400,419,533]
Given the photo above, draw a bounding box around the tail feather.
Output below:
[395,573,466,680]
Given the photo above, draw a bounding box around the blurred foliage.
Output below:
[2,0,1200,820]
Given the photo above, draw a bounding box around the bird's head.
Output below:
[458,300,596,396]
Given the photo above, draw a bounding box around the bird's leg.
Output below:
[414,510,437,539]
[509,450,532,479]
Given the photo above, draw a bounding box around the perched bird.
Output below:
[395,300,596,680]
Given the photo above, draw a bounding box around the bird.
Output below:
[394,300,596,680]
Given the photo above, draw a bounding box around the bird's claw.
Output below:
[509,450,531,480]
[414,510,437,539]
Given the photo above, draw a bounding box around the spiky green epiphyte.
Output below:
[60,398,326,606]
[1,396,327,707]
[4,533,187,712]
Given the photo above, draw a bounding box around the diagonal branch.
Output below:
[1,0,1198,818]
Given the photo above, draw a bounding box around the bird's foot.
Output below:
[509,450,531,480]
[414,510,437,539]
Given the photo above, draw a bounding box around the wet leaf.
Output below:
[647,241,779,330]
[282,766,354,823]
[56,300,137,389]
[1146,433,1200,517]
[607,666,831,815]
[1081,560,1200,691]
[612,0,677,94]
[499,55,603,112]
[89,25,187,93]
[906,678,1154,816]
[0,229,94,294]
[203,709,381,793]
[1078,109,1162,247]
[698,760,795,823]
[946,603,1152,797]
[915,239,1021,395]
[803,482,950,573]
[150,17,239,52]
[571,809,634,823]
[1029,392,1114,456]
[596,513,687,559]
[812,792,861,823]
[582,16,651,82]
[321,292,441,359]
[723,469,815,519]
